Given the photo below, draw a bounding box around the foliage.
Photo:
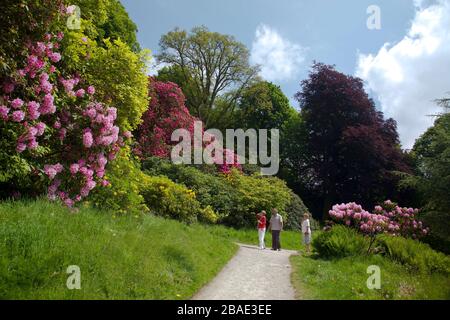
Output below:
[313,225,370,258]
[142,158,298,228]
[66,0,140,52]
[142,158,237,220]
[0,0,64,76]
[222,169,291,228]
[284,192,310,231]
[0,199,236,299]
[82,38,149,131]
[134,78,241,174]
[60,27,149,132]
[378,234,450,275]
[401,108,450,253]
[157,26,258,127]
[291,63,411,218]
[0,2,149,207]
[235,81,295,130]
[134,78,197,158]
[291,254,450,300]
[88,147,148,214]
[0,31,126,206]
[140,174,218,224]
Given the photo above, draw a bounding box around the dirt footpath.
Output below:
[192,243,298,300]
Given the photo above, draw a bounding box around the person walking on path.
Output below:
[257,211,267,250]
[269,208,283,251]
[302,213,312,254]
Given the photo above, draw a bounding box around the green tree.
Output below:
[156,26,258,127]
[235,81,295,130]
[402,100,450,253]
[70,0,141,52]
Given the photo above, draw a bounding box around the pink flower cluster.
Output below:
[135,78,242,174]
[329,200,429,238]
[217,148,242,174]
[0,31,124,207]
[373,200,429,239]
[135,79,197,159]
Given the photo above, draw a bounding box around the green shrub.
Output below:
[142,158,236,219]
[378,234,450,275]
[220,169,291,228]
[313,225,370,258]
[142,158,301,228]
[140,175,218,224]
[89,147,148,215]
[62,30,150,132]
[284,192,309,230]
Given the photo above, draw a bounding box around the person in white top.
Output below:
[302,213,312,254]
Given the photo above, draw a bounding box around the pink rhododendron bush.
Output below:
[328,200,429,239]
[134,78,241,174]
[0,32,128,206]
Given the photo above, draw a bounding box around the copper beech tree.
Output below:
[289,63,411,218]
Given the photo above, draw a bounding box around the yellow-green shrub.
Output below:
[88,147,148,215]
[140,175,218,224]
[221,169,292,227]
[61,25,149,132]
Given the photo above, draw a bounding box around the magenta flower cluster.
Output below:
[135,78,242,174]
[0,31,127,207]
[329,200,429,239]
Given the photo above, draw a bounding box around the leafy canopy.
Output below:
[157,26,259,127]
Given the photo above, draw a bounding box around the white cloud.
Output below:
[250,24,306,82]
[356,0,450,149]
[147,60,170,76]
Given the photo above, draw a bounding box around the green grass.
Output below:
[9,198,445,301]
[0,199,238,299]
[291,253,450,300]
[209,226,306,251]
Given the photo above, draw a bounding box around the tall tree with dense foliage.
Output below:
[402,100,450,253]
[156,26,258,127]
[291,63,410,218]
[134,78,198,159]
[234,81,295,130]
[68,0,141,52]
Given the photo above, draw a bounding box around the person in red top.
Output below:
[257,211,267,250]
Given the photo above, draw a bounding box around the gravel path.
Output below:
[192,243,298,300]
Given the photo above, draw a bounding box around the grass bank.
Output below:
[0,199,239,299]
[0,199,308,299]
[291,252,450,300]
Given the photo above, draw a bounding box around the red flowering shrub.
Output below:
[134,78,196,158]
[134,78,241,174]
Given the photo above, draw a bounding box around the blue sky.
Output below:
[121,0,450,148]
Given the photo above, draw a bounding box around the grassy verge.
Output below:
[209,226,306,251]
[0,199,238,299]
[290,254,450,300]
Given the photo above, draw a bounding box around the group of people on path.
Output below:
[256,209,311,253]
